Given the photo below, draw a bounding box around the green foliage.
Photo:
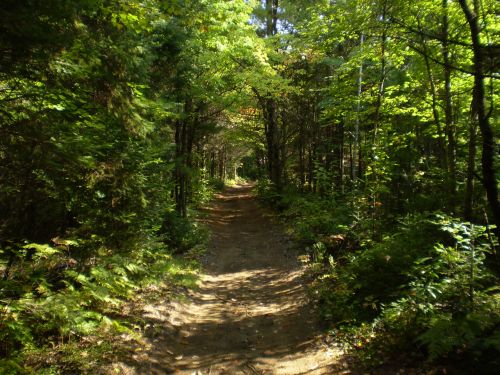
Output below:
[0,0,235,371]
[0,240,200,372]
[160,212,209,254]
[251,1,498,371]
[284,195,347,245]
[190,170,226,207]
[1,0,498,372]
[313,214,499,370]
[256,178,284,208]
[210,178,226,191]
[259,176,499,371]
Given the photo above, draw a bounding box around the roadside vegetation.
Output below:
[259,181,499,372]
[1,0,498,373]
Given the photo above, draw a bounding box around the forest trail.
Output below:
[133,184,345,374]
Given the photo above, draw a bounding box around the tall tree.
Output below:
[458,0,499,239]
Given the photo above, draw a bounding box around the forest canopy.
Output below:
[0,0,498,373]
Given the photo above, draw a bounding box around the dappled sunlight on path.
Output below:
[118,184,348,374]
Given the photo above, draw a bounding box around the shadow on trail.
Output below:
[126,184,348,375]
[143,303,324,373]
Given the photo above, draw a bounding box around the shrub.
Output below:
[316,214,499,371]
[0,239,201,372]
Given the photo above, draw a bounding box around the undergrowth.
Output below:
[257,179,500,373]
[0,220,206,374]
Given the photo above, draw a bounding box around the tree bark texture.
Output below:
[458,0,500,240]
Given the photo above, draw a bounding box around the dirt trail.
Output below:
[134,184,345,374]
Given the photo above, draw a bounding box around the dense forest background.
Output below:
[0,0,498,373]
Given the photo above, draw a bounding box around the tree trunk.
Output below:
[339,120,345,194]
[210,151,216,178]
[174,99,194,218]
[354,33,364,181]
[464,114,477,221]
[458,0,500,240]
[442,0,457,210]
[298,120,306,190]
[264,98,281,190]
[417,16,447,169]
[371,0,388,237]
[263,0,281,191]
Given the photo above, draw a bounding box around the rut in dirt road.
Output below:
[139,184,345,375]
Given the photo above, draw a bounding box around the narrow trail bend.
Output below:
[138,184,345,374]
